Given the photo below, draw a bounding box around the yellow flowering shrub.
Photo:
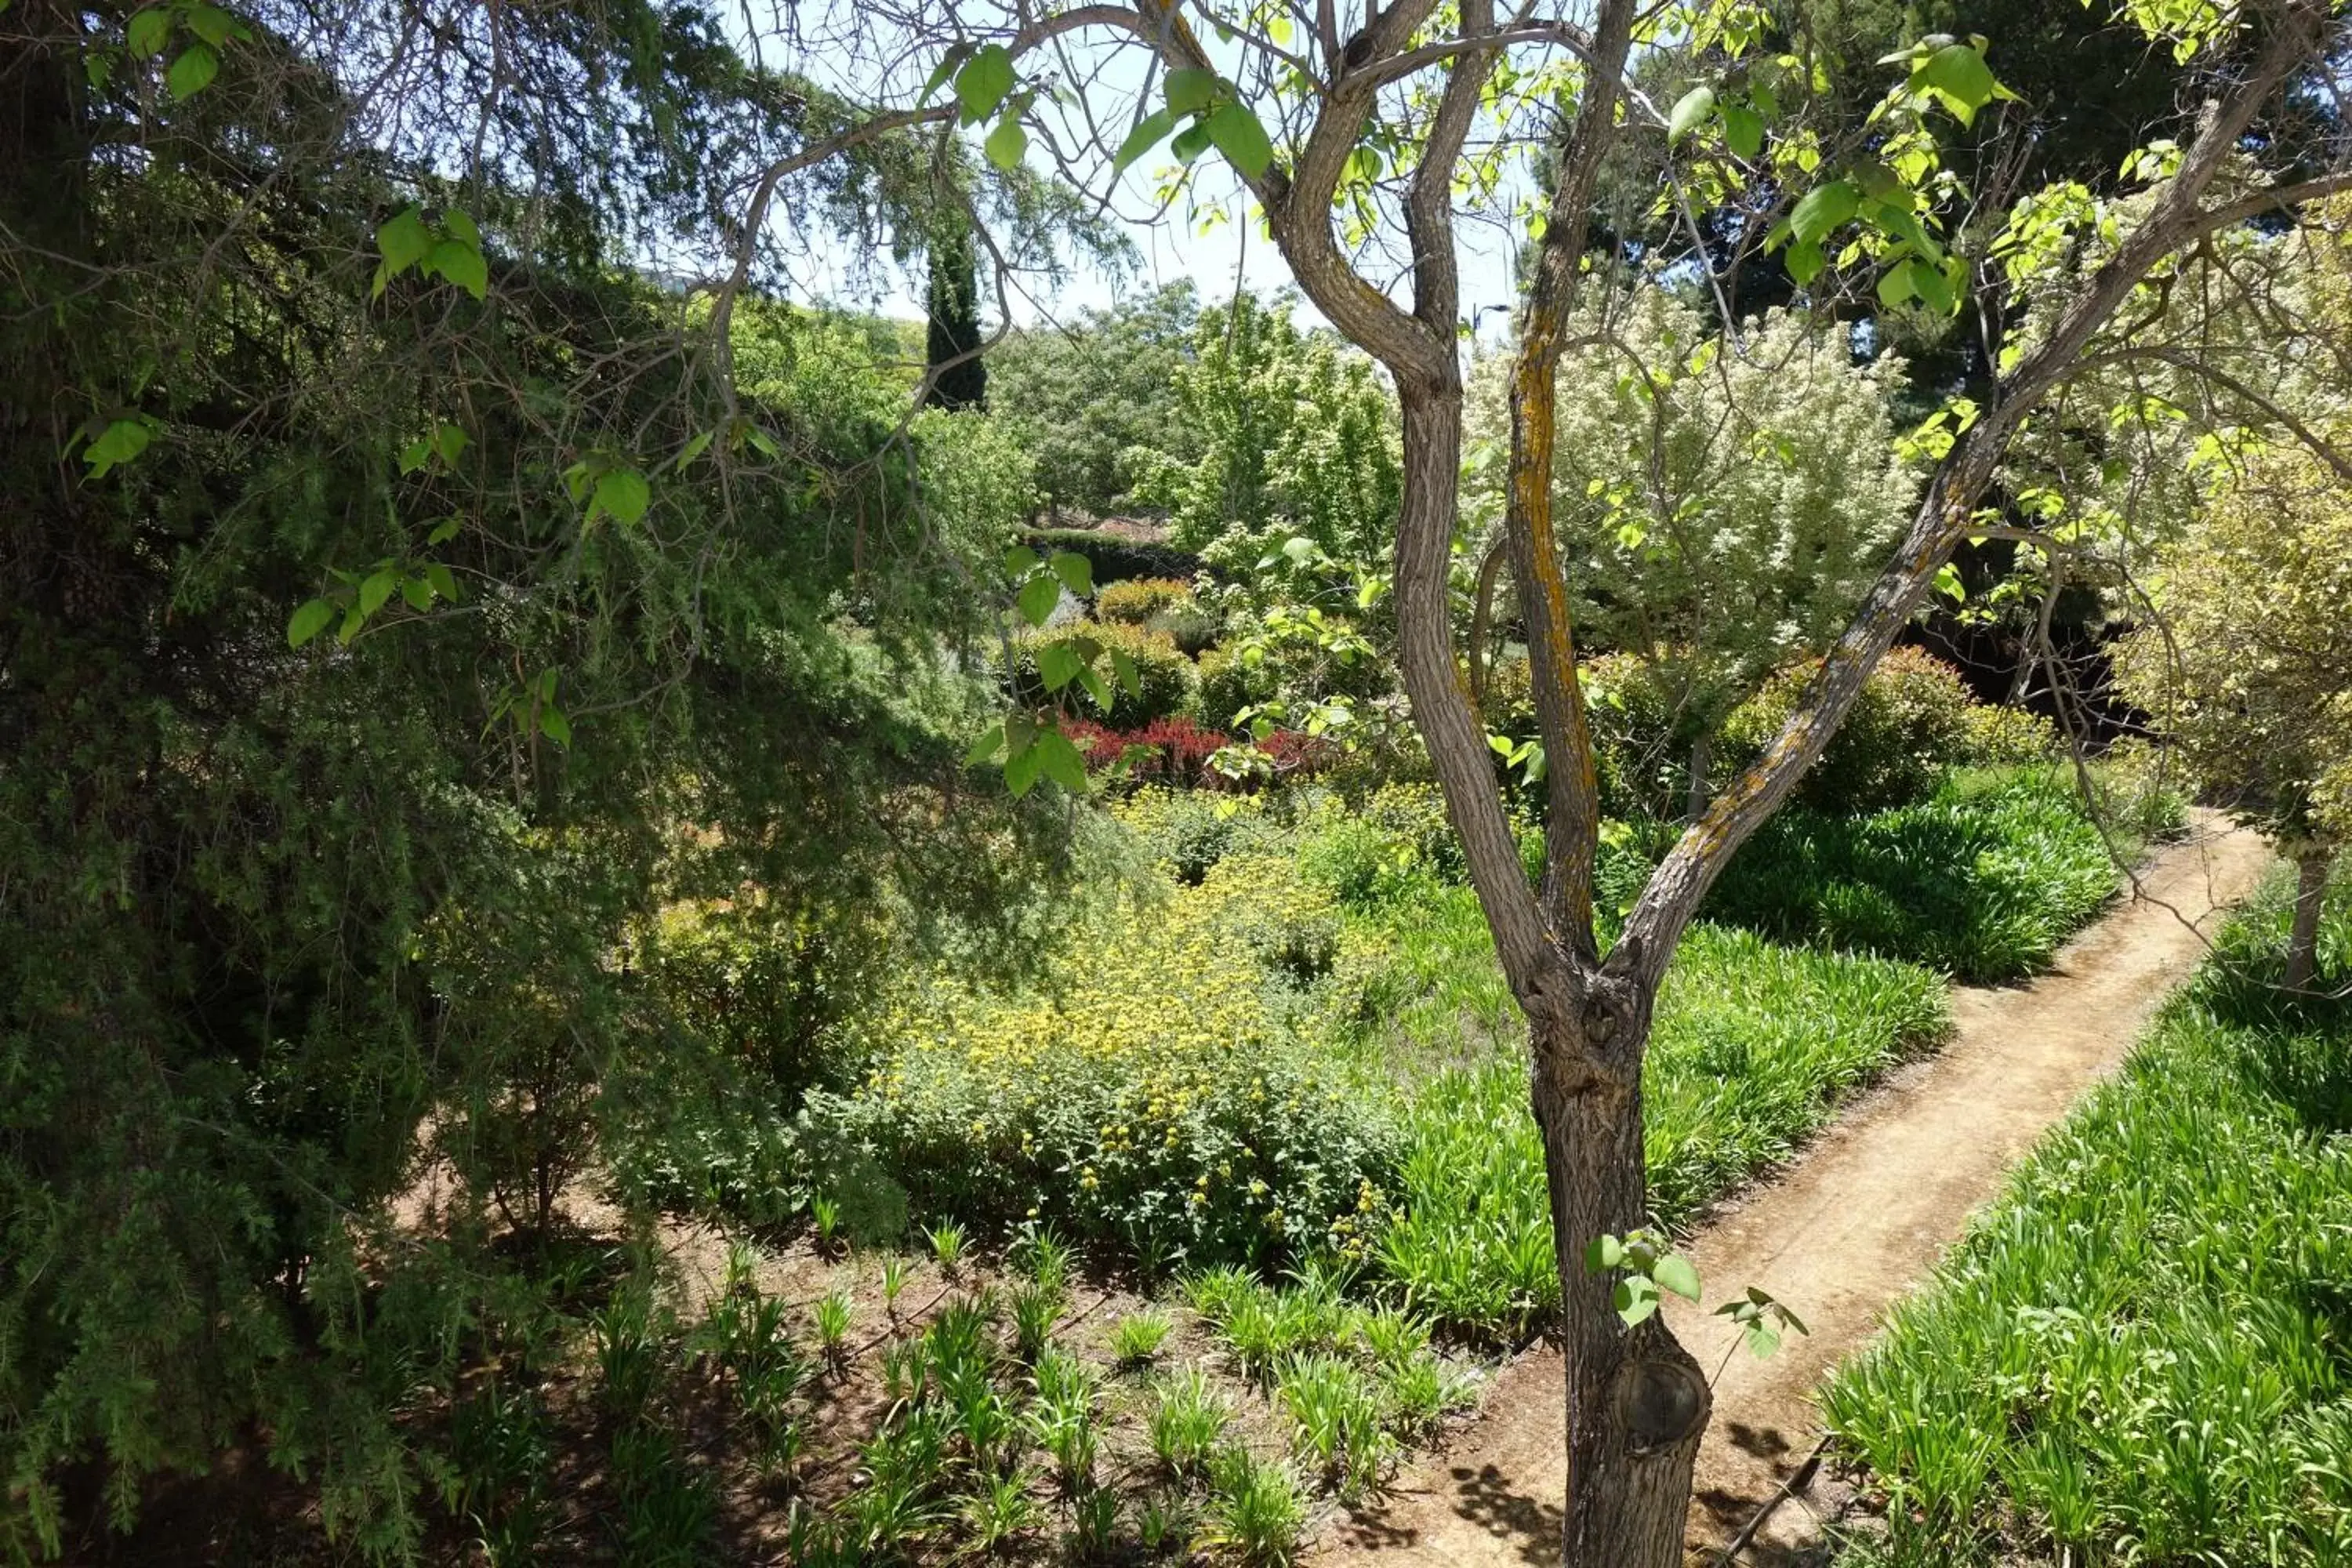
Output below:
[808,846,1397,1269]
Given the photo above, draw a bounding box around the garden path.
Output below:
[1313,812,2273,1568]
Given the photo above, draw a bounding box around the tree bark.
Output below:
[2285,848,2332,990]
[1534,991,1710,1564]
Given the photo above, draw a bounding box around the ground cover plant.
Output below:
[1824,875,2352,1566]
[1359,914,1948,1338]
[1704,769,2130,982]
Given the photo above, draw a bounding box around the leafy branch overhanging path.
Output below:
[1315,812,2274,1568]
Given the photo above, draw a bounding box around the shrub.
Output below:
[1010,618,1197,724]
[1722,646,1977,814]
[1578,652,1711,818]
[1958,701,2061,767]
[1097,577,1196,625]
[807,854,1398,1271]
[1115,788,1288,882]
[1297,784,1461,909]
[1020,525,1203,586]
[1196,644,1279,730]
[1147,597,1224,655]
[1066,717,1232,788]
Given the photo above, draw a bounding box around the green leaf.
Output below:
[1037,641,1083,692]
[1112,107,1178,172]
[1721,103,1763,159]
[1933,561,1966,602]
[185,3,241,46]
[287,598,335,648]
[423,562,459,601]
[539,705,572,747]
[1002,544,1040,576]
[441,208,481,248]
[983,114,1029,170]
[166,43,218,99]
[1918,42,1998,125]
[1668,85,1715,144]
[1653,1254,1701,1302]
[965,720,1007,765]
[82,416,153,477]
[358,570,396,619]
[1584,1235,1625,1272]
[1076,665,1112,712]
[673,430,713,473]
[434,422,468,466]
[426,237,487,299]
[1017,572,1062,626]
[425,516,461,546]
[1865,198,1941,263]
[127,9,172,56]
[397,437,430,474]
[919,44,968,105]
[337,604,365,644]
[1035,727,1089,793]
[1110,648,1140,699]
[400,576,434,612]
[1789,180,1859,244]
[1047,550,1094,597]
[1613,1279,1660,1327]
[1745,1324,1782,1359]
[376,207,433,277]
[590,466,650,526]
[1875,263,1916,310]
[954,44,1014,125]
[1004,736,1043,797]
[1909,254,1956,314]
[1170,121,1210,163]
[1205,101,1273,178]
[1164,67,1220,115]
[1786,238,1826,286]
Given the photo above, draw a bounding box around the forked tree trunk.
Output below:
[1534,995,1710,1563]
[1394,383,1706,1568]
[2285,848,2333,991]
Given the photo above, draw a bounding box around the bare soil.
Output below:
[1312,814,2273,1568]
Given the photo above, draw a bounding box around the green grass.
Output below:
[1704,770,2131,982]
[1355,903,1947,1338]
[1824,876,2352,1567]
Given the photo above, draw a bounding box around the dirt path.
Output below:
[1315,815,2272,1568]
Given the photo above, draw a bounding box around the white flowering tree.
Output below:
[1469,290,1915,808]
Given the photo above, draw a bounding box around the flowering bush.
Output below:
[1095,576,1196,625]
[1066,716,1231,787]
[807,851,1397,1270]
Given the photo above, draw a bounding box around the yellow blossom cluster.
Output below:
[817,841,1399,1267]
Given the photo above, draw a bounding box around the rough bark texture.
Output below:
[2285,848,2333,991]
[1534,994,1711,1565]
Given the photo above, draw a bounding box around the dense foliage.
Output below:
[0,3,1079,1549]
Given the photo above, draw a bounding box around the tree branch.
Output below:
[1503,0,1642,958]
[1615,0,2340,989]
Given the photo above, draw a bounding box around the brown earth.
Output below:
[1314,813,2274,1568]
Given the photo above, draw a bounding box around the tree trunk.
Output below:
[1533,986,1709,1566]
[2285,848,2332,990]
